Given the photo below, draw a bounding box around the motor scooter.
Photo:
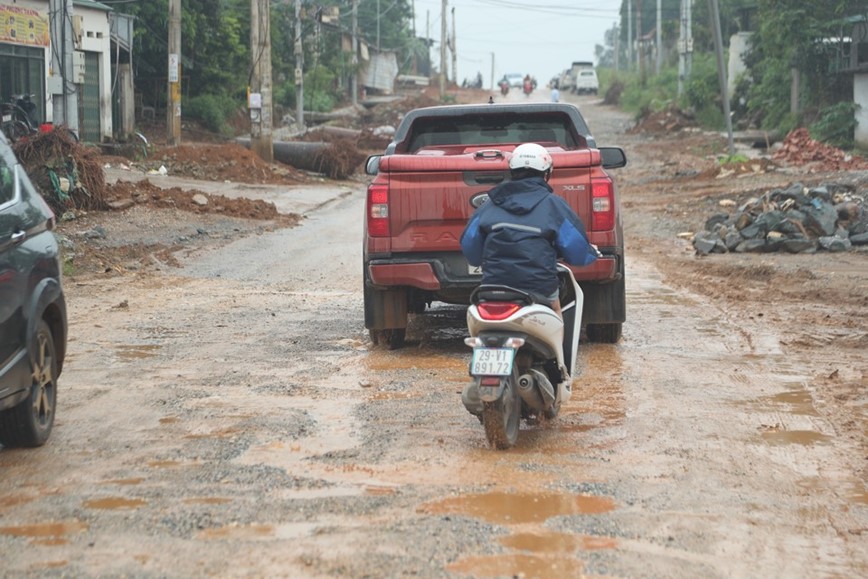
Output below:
[522,79,533,97]
[462,264,584,449]
[499,80,509,96]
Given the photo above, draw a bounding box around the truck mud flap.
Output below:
[364,285,408,330]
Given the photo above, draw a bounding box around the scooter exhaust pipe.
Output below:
[517,373,545,411]
[517,370,557,412]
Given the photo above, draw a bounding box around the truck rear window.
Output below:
[405,113,582,152]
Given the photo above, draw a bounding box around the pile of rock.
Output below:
[773,128,868,171]
[692,182,868,254]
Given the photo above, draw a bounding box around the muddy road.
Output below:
[1,95,866,578]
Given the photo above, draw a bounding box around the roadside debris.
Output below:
[629,104,697,134]
[691,182,868,254]
[773,128,868,171]
[12,129,108,212]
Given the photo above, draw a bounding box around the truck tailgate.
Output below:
[380,150,598,254]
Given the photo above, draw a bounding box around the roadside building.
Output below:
[0,0,131,142]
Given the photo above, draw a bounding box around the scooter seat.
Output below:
[471,284,535,305]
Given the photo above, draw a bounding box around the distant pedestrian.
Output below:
[551,87,559,102]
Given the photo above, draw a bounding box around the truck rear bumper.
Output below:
[368,262,442,290]
[367,254,620,291]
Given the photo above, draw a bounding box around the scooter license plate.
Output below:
[2,114,10,123]
[470,348,514,376]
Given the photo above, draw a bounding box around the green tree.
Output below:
[742,0,860,132]
[128,0,249,105]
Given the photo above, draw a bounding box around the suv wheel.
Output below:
[0,320,58,447]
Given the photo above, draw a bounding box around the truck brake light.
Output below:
[590,177,615,231]
[367,183,390,237]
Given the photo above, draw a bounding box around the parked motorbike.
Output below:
[1,94,39,143]
[462,264,584,449]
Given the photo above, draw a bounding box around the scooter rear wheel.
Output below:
[481,375,520,449]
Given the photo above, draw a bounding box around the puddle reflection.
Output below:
[0,521,87,545]
[500,530,617,552]
[115,344,161,360]
[419,491,615,525]
[83,497,148,510]
[446,553,585,579]
[761,430,832,446]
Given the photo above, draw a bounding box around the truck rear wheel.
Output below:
[369,328,406,350]
[364,279,408,349]
[585,323,622,343]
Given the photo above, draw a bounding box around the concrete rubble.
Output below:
[692,182,868,254]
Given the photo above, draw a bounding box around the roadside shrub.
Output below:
[809,102,858,150]
[304,66,337,113]
[185,94,238,136]
[275,80,296,110]
[620,68,679,118]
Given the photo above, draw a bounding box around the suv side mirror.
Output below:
[365,155,381,176]
[600,147,627,169]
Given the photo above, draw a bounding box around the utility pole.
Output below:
[627,0,632,69]
[451,7,457,86]
[678,0,693,96]
[439,0,447,98]
[656,0,662,74]
[250,0,273,162]
[411,0,417,74]
[638,0,645,85]
[167,0,181,145]
[686,0,693,81]
[294,0,304,131]
[351,0,358,106]
[613,25,620,71]
[708,0,734,155]
[490,52,495,91]
[49,0,79,134]
[678,0,686,96]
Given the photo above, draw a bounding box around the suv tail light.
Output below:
[477,302,521,320]
[590,176,615,231]
[366,183,390,237]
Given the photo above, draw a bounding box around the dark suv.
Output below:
[0,131,67,447]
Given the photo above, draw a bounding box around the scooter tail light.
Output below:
[366,183,390,237]
[477,302,521,320]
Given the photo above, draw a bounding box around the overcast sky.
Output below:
[411,0,622,89]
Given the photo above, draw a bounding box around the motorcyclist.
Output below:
[460,143,599,316]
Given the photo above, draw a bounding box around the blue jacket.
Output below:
[460,176,597,299]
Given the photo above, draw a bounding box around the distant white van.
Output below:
[573,69,599,95]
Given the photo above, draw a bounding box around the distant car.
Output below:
[0,130,67,447]
[504,73,524,88]
[573,69,599,95]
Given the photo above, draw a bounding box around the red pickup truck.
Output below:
[363,102,627,349]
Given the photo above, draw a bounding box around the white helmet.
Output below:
[509,143,552,173]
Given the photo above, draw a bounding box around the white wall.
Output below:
[76,4,112,139]
[855,72,868,148]
[727,32,752,99]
